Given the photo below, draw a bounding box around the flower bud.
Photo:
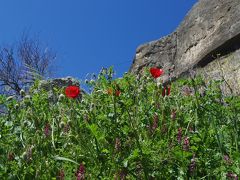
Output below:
[20,89,25,97]
[14,104,20,109]
[58,94,65,102]
[90,79,95,84]
[84,79,89,84]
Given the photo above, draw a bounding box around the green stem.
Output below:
[127,109,148,180]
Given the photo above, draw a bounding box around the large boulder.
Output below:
[130,0,240,93]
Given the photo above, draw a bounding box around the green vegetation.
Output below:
[0,68,239,179]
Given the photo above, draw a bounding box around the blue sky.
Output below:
[0,0,197,80]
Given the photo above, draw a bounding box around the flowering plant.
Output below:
[65,85,80,98]
[0,67,239,179]
[150,67,164,78]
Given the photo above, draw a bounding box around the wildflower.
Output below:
[57,169,65,180]
[189,69,196,79]
[183,137,190,151]
[44,123,51,137]
[182,86,192,96]
[20,89,25,97]
[150,67,164,78]
[177,128,182,144]
[14,104,20,109]
[224,155,230,161]
[65,86,80,99]
[189,154,196,174]
[58,94,65,102]
[226,172,238,179]
[84,79,89,84]
[75,163,85,180]
[115,90,121,97]
[115,138,121,152]
[224,155,232,165]
[90,79,95,84]
[189,126,194,133]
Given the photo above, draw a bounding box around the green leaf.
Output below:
[53,156,79,165]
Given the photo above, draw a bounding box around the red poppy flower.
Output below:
[65,86,80,99]
[115,90,121,97]
[150,67,164,78]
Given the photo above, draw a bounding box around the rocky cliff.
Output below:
[129,0,240,93]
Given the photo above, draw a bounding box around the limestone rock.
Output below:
[130,0,240,93]
[38,77,80,92]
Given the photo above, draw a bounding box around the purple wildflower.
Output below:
[44,123,51,137]
[75,163,85,180]
[183,137,190,151]
[226,172,238,179]
[189,154,196,174]
[182,86,192,96]
[57,169,65,180]
[177,128,182,144]
[224,155,232,164]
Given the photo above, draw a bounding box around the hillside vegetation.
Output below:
[0,68,239,179]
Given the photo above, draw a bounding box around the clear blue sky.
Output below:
[0,0,197,80]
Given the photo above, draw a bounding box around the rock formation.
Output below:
[36,77,81,102]
[129,0,240,94]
